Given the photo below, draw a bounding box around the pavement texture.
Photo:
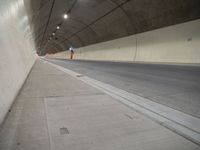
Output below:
[0,59,199,150]
[47,59,200,118]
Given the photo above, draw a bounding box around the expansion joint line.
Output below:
[40,0,56,50]
[61,0,131,43]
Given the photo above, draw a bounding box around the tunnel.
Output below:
[0,0,200,149]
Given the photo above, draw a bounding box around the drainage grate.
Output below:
[76,74,84,77]
[60,127,69,135]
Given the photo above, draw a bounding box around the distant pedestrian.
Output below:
[69,46,74,59]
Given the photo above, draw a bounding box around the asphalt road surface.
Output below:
[47,58,200,118]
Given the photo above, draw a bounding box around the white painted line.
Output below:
[44,59,200,145]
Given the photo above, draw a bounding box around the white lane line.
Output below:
[44,59,200,145]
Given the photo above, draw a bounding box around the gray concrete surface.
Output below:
[46,59,200,118]
[45,59,200,144]
[0,0,36,125]
[0,59,199,150]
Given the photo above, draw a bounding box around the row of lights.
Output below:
[48,13,68,42]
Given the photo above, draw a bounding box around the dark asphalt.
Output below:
[47,58,200,118]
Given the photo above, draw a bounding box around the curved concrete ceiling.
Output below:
[25,0,200,55]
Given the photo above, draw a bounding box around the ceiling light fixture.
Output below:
[63,13,68,19]
[56,26,60,29]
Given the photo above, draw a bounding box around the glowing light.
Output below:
[63,14,68,19]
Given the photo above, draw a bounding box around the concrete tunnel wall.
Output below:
[48,19,200,64]
[0,0,36,124]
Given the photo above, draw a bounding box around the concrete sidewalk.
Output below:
[0,59,199,150]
